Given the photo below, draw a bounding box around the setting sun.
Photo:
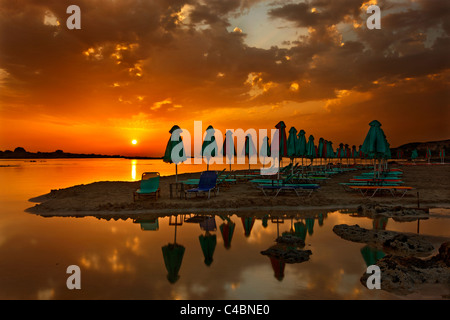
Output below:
[131,139,137,145]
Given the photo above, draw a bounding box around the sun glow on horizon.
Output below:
[131,139,138,145]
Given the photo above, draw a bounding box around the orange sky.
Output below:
[0,0,449,157]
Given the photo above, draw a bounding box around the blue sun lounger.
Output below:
[185,171,218,199]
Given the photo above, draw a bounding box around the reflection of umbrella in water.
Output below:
[294,221,307,242]
[241,217,255,237]
[306,218,315,236]
[269,256,285,281]
[199,232,217,266]
[318,214,324,226]
[219,220,235,249]
[361,245,385,267]
[162,215,185,284]
[133,218,159,231]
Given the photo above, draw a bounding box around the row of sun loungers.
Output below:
[340,169,414,198]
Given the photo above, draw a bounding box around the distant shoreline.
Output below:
[0,153,163,160]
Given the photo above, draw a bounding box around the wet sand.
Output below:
[27,164,450,217]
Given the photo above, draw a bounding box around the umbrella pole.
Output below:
[175,164,178,183]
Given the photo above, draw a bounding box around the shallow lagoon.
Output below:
[1,159,449,299]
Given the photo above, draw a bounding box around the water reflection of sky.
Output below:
[0,159,449,300]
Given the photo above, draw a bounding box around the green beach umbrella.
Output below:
[199,232,217,266]
[241,217,255,238]
[163,125,187,182]
[162,243,185,284]
[411,149,418,161]
[361,120,389,175]
[426,148,432,163]
[223,130,236,171]
[296,129,307,174]
[327,141,334,163]
[318,138,324,168]
[287,127,298,160]
[202,125,218,171]
[361,120,389,158]
[243,134,257,170]
[275,121,288,179]
[260,135,271,168]
[305,218,315,236]
[361,245,385,267]
[306,135,315,160]
[294,221,307,241]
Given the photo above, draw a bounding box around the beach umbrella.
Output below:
[269,256,285,281]
[199,232,217,266]
[243,134,257,170]
[306,135,315,169]
[318,213,324,226]
[411,149,418,162]
[275,121,288,178]
[351,145,357,164]
[223,130,236,171]
[440,148,445,163]
[318,138,324,168]
[163,125,187,182]
[361,120,389,176]
[219,220,235,249]
[322,139,328,169]
[344,144,350,165]
[306,218,315,236]
[202,125,218,171]
[294,221,307,241]
[361,245,385,267]
[241,217,255,237]
[287,127,298,161]
[260,135,271,168]
[327,141,334,165]
[426,148,431,163]
[396,149,403,160]
[296,129,307,175]
[162,243,185,284]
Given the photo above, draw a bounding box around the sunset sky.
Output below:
[0,0,449,157]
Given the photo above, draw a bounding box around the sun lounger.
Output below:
[258,183,320,197]
[185,170,218,199]
[133,172,161,201]
[349,185,414,198]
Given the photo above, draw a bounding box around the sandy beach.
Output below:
[27,163,450,218]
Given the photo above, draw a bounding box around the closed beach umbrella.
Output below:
[162,243,185,284]
[260,135,271,167]
[275,121,288,178]
[296,129,307,175]
[199,232,217,266]
[361,120,389,176]
[306,135,316,168]
[202,125,218,171]
[243,134,257,170]
[327,141,334,164]
[241,217,255,237]
[287,127,298,160]
[269,256,285,281]
[411,149,418,162]
[294,221,307,241]
[306,218,315,236]
[219,220,235,249]
[361,245,385,267]
[223,130,236,171]
[426,148,431,163]
[163,125,187,182]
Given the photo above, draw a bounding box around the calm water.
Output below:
[0,158,449,300]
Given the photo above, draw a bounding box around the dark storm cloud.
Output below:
[0,0,448,135]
